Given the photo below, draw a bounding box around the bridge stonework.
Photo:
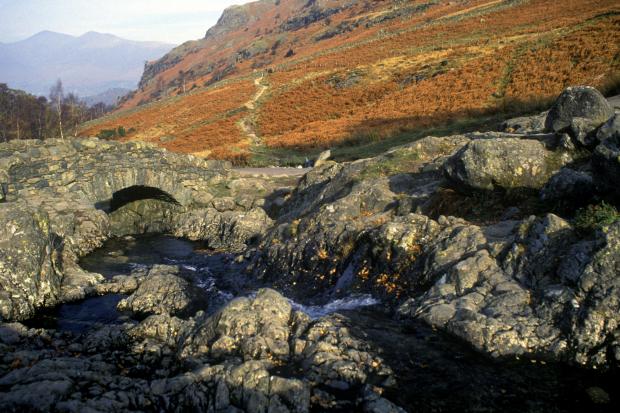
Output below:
[0,138,249,321]
[0,138,231,206]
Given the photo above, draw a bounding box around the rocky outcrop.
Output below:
[250,135,469,300]
[394,213,620,368]
[0,289,401,412]
[180,288,293,362]
[443,134,572,192]
[243,88,620,370]
[545,86,614,145]
[0,202,58,321]
[569,222,620,366]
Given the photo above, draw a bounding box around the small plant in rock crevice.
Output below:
[574,202,620,233]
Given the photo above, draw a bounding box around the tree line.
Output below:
[0,79,113,142]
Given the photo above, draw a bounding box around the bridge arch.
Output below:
[82,168,195,211]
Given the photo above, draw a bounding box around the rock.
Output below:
[95,274,141,295]
[314,150,332,168]
[296,314,395,393]
[540,168,596,203]
[545,86,614,134]
[502,112,547,134]
[593,127,620,197]
[0,202,59,321]
[0,378,74,411]
[212,197,237,212]
[444,137,572,192]
[569,117,603,147]
[0,323,24,345]
[180,289,293,362]
[569,222,620,367]
[117,265,207,318]
[174,207,273,252]
[595,113,620,142]
[130,313,194,348]
[586,386,611,404]
[363,385,407,413]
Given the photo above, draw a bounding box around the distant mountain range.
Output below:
[0,31,174,98]
[82,87,132,107]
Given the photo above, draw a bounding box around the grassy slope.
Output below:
[79,0,620,166]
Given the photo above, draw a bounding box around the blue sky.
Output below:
[0,0,253,44]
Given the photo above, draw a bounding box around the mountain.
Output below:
[82,88,132,107]
[0,31,174,97]
[80,0,620,164]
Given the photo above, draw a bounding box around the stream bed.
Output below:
[22,234,620,412]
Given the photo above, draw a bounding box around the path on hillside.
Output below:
[240,73,269,147]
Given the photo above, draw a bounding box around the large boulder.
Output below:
[0,202,59,321]
[117,265,206,318]
[443,137,572,192]
[180,288,293,362]
[397,211,620,369]
[545,86,614,143]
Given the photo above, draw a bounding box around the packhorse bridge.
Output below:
[0,138,229,208]
[0,138,286,321]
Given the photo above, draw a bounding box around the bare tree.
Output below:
[50,79,65,140]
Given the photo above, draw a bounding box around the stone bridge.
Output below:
[0,138,293,321]
[0,138,230,208]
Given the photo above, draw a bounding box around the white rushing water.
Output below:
[288,294,380,319]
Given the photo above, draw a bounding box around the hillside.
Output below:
[0,31,173,97]
[80,0,620,164]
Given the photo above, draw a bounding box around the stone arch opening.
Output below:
[98,186,183,236]
[109,186,179,213]
[95,185,180,213]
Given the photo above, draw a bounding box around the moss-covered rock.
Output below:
[443,136,572,192]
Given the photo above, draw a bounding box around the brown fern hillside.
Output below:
[79,0,620,164]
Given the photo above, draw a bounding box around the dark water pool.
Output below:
[27,294,127,333]
[27,235,243,332]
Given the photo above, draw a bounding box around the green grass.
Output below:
[574,202,620,233]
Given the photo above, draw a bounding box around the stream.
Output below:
[31,234,379,332]
[25,234,620,412]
